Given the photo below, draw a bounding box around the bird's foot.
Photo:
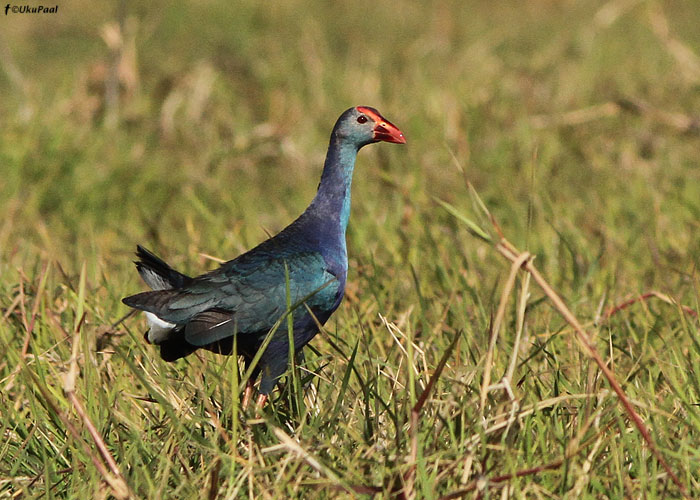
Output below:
[241,379,256,410]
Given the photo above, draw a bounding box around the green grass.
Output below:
[1,0,700,497]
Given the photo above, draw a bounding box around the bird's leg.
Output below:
[241,378,255,410]
[255,393,268,410]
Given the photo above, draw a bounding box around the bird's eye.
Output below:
[357,115,368,124]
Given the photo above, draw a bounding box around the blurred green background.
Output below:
[1,0,699,497]
[2,0,697,279]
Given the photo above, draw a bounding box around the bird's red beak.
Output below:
[373,119,407,144]
[357,106,407,144]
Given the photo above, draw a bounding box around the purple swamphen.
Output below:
[122,106,406,408]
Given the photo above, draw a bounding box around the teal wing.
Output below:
[122,250,340,346]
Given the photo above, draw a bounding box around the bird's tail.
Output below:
[134,245,191,290]
[123,246,226,362]
[123,245,192,351]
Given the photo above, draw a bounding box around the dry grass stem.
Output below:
[493,239,690,499]
[602,290,698,321]
[478,251,531,419]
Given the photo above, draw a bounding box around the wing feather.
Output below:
[123,251,340,341]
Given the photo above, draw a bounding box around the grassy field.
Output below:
[1,0,700,497]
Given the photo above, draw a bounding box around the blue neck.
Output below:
[306,136,360,235]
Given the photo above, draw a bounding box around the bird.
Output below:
[122,106,406,409]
